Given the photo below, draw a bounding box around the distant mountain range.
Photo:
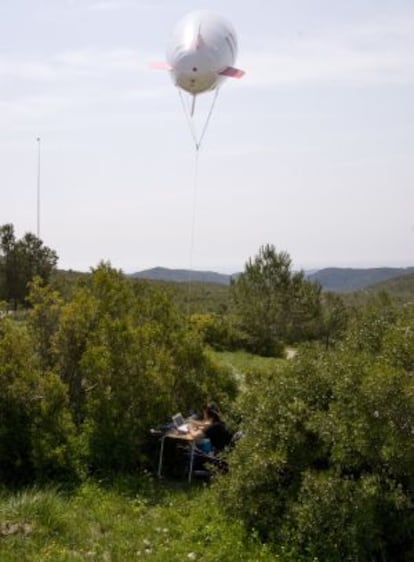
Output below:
[130,267,233,285]
[131,266,414,293]
[308,267,414,292]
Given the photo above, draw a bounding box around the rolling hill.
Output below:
[307,267,414,293]
[131,266,414,293]
[364,271,414,300]
[130,267,233,285]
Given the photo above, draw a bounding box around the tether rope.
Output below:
[188,147,200,276]
[178,88,220,151]
[177,88,220,312]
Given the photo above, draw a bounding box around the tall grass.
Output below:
[0,477,276,561]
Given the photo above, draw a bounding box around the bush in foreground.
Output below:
[0,263,237,483]
[215,304,414,560]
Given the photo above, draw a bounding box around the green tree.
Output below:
[382,303,414,371]
[77,265,237,471]
[0,262,238,481]
[231,244,322,356]
[216,307,414,560]
[27,277,64,371]
[345,291,397,354]
[0,224,58,309]
[0,317,81,484]
[189,312,248,351]
[29,262,237,472]
[319,291,349,349]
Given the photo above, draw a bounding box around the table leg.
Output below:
[157,436,165,478]
[188,440,195,483]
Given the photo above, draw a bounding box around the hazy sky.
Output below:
[1,0,413,273]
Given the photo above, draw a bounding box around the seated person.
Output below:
[190,402,233,453]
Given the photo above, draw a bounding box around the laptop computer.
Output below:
[172,413,189,433]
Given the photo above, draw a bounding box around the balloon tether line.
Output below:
[178,88,220,151]
[186,147,200,313]
[178,88,220,313]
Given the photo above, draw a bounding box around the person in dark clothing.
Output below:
[190,402,232,452]
[185,402,235,478]
[204,405,232,451]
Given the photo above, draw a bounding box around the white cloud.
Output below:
[52,47,148,74]
[0,47,160,94]
[241,16,414,87]
[75,0,170,14]
[0,59,55,81]
[0,46,169,129]
[87,0,136,11]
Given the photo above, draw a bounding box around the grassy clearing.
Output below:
[207,349,286,380]
[0,477,275,562]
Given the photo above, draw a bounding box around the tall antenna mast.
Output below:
[36,137,41,238]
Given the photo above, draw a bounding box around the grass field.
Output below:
[0,477,275,562]
[207,349,288,381]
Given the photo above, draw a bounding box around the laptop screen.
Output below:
[172,413,185,427]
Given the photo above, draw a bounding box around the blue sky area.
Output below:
[1,0,413,272]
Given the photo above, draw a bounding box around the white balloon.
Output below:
[165,10,244,95]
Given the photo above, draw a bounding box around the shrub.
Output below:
[27,263,238,474]
[215,309,414,560]
[190,312,248,351]
[0,318,82,484]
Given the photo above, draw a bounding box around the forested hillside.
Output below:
[365,271,414,300]
[130,265,414,294]
[131,266,232,285]
[308,266,414,292]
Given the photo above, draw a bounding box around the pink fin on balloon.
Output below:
[149,61,172,70]
[219,66,245,78]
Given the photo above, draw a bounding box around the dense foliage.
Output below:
[216,298,414,560]
[0,224,58,309]
[0,316,80,484]
[0,263,236,484]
